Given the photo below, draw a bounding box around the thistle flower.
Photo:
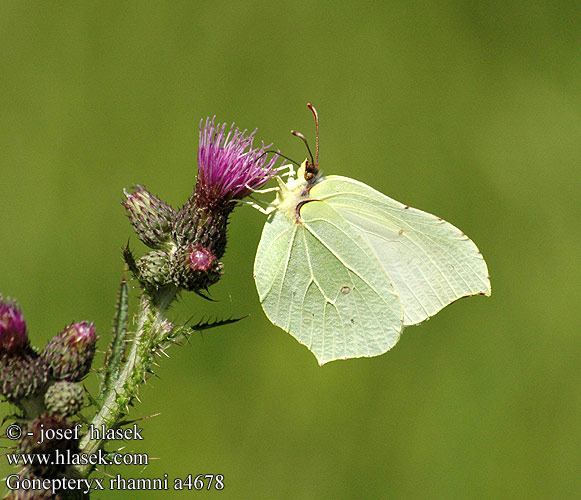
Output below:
[42,322,98,382]
[128,117,280,295]
[174,118,279,249]
[195,117,280,207]
[0,297,29,355]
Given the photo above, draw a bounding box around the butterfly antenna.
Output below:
[307,103,319,167]
[290,130,315,167]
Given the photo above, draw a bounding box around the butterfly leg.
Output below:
[247,186,280,194]
[275,163,295,179]
[238,197,276,215]
[241,173,292,215]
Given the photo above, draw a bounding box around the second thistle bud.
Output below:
[42,322,98,382]
[123,186,175,249]
[45,381,84,417]
[136,250,173,290]
[188,247,216,272]
[170,245,223,292]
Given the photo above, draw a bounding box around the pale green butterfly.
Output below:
[253,104,490,365]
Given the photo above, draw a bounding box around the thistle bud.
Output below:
[0,349,47,402]
[44,380,84,417]
[123,186,175,249]
[0,297,29,355]
[42,322,97,382]
[188,247,216,272]
[18,413,79,478]
[3,469,58,499]
[136,250,173,289]
[172,204,230,257]
[170,245,223,292]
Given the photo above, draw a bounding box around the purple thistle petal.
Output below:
[196,117,280,204]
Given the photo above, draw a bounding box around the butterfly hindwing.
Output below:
[254,201,403,365]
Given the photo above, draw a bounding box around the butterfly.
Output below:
[253,104,490,365]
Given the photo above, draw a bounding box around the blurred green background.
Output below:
[1,1,579,498]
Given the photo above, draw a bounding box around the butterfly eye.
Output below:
[304,160,318,181]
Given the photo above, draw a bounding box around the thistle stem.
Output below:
[75,289,176,478]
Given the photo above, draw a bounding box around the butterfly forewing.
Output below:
[311,176,491,326]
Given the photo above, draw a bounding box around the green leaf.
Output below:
[97,271,129,405]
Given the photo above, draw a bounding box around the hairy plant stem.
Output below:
[74,287,177,478]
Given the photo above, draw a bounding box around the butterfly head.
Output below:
[269,104,322,223]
